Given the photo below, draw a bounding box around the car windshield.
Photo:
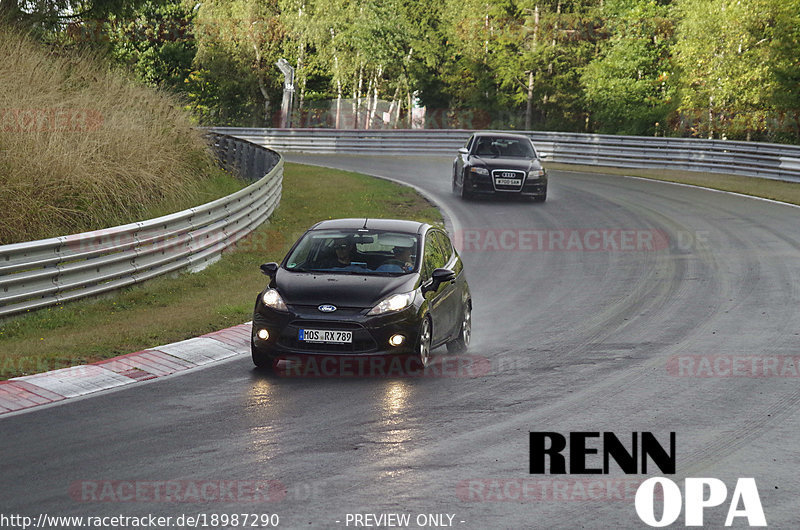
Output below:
[284,229,420,275]
[473,137,536,158]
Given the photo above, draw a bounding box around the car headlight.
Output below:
[261,288,288,311]
[367,291,415,316]
[528,169,545,179]
[470,167,489,176]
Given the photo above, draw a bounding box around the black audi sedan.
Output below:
[251,218,471,372]
[452,132,547,201]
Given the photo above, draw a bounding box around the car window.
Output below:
[422,230,449,279]
[465,135,475,151]
[474,137,496,156]
[473,137,535,158]
[432,231,453,265]
[285,229,418,275]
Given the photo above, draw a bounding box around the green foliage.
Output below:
[767,0,800,143]
[105,1,196,95]
[672,0,788,140]
[191,0,284,126]
[582,0,676,135]
[6,0,800,141]
[185,47,266,126]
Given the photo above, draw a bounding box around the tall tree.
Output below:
[672,0,784,140]
[582,0,676,135]
[767,0,800,143]
[192,0,284,125]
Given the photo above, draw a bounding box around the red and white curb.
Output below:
[0,323,251,416]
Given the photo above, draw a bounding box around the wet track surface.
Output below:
[2,155,800,528]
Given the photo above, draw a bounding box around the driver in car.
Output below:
[320,237,366,271]
[392,243,415,272]
[332,238,355,267]
[375,240,415,273]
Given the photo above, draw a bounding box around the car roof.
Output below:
[471,131,532,141]
[310,218,429,235]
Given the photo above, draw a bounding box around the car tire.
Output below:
[415,316,433,368]
[251,339,275,372]
[446,302,471,354]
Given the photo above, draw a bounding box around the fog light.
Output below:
[257,329,270,340]
[389,334,405,346]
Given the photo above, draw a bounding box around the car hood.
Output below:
[274,269,418,309]
[471,156,542,172]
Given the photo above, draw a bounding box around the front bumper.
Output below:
[465,172,547,196]
[252,302,420,359]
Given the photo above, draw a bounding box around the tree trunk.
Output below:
[335,83,342,129]
[296,41,306,117]
[708,95,714,139]
[406,90,413,128]
[368,66,382,129]
[388,86,400,129]
[364,75,373,129]
[251,42,272,126]
[330,28,341,128]
[354,64,363,129]
[525,71,534,130]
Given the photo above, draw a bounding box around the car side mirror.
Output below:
[539,153,550,160]
[260,262,279,278]
[423,268,456,294]
[458,147,469,155]
[432,268,456,283]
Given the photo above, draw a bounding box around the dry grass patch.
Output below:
[0,27,238,244]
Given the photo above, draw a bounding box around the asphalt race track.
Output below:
[2,155,799,529]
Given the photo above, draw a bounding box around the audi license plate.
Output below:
[299,329,353,343]
[496,178,522,185]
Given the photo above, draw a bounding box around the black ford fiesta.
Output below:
[251,218,472,371]
[452,131,548,201]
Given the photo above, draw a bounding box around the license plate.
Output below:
[496,178,522,185]
[299,329,353,343]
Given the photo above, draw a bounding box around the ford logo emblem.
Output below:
[318,304,337,313]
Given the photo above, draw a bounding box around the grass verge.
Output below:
[0,162,442,380]
[545,162,800,206]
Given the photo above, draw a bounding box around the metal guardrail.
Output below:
[209,127,800,183]
[0,134,282,318]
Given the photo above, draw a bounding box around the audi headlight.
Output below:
[367,291,415,316]
[528,169,545,179]
[261,288,288,311]
[470,167,489,176]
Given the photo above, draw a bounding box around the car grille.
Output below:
[492,169,526,192]
[279,320,377,353]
